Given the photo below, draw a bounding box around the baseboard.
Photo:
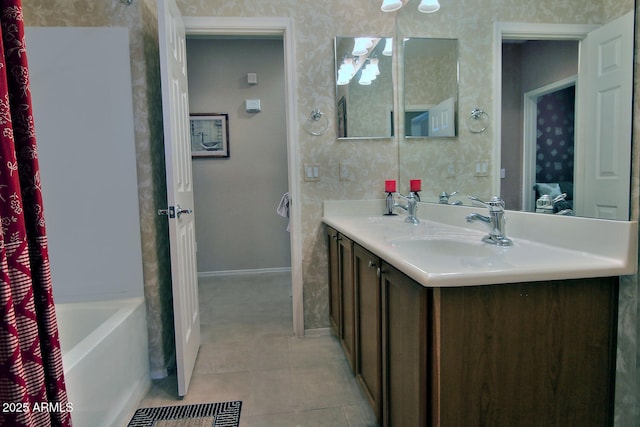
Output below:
[198,267,292,278]
[304,327,332,337]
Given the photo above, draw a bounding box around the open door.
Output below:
[575,11,633,219]
[157,0,201,396]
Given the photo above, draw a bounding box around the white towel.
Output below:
[276,192,290,232]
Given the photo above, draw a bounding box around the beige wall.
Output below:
[187,38,291,273]
[21,1,640,423]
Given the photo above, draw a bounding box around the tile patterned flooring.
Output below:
[138,272,378,427]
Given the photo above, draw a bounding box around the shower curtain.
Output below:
[0,1,71,427]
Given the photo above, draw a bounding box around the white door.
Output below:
[157,0,200,396]
[428,97,456,137]
[575,11,633,220]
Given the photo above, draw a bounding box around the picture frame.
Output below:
[337,96,347,138]
[189,113,229,158]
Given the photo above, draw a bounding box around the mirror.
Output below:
[334,36,394,138]
[396,3,634,220]
[500,14,634,220]
[403,38,458,138]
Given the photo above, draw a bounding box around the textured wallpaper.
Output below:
[20,1,640,424]
[535,86,575,185]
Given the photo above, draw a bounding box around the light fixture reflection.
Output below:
[418,0,440,13]
[382,38,393,56]
[359,68,373,85]
[352,37,374,56]
[381,0,403,12]
[368,58,380,76]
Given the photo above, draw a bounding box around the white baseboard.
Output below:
[304,327,332,337]
[198,267,292,278]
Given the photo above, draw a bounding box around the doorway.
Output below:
[522,78,576,211]
[183,17,303,337]
[495,24,586,211]
[187,36,290,273]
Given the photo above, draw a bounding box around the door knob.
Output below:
[157,204,192,219]
[175,204,192,218]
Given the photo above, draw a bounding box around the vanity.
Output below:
[323,200,637,427]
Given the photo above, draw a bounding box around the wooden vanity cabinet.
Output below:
[338,235,356,371]
[353,244,383,421]
[380,262,429,427]
[433,278,618,427]
[326,228,618,427]
[325,227,357,371]
[326,226,340,336]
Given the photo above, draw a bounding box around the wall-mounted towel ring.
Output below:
[467,108,489,133]
[304,109,329,136]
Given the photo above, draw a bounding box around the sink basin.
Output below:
[391,238,500,258]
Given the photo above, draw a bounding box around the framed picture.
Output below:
[190,113,229,158]
[337,96,347,138]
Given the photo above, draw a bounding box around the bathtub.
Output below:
[56,297,150,427]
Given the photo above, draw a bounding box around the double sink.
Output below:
[322,200,638,287]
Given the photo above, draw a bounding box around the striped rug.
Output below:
[127,402,242,427]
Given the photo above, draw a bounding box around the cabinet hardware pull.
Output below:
[368,260,376,269]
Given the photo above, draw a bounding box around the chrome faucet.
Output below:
[393,192,420,224]
[466,196,513,246]
[439,191,463,205]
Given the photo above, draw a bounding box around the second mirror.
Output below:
[403,37,458,138]
[335,36,394,139]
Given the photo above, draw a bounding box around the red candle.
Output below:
[385,180,396,193]
[410,179,421,192]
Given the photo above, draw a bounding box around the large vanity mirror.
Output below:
[499,13,634,220]
[403,37,458,138]
[334,36,394,138]
[396,1,635,221]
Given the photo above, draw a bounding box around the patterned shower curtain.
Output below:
[0,1,72,426]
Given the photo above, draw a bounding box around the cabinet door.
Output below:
[339,235,356,371]
[354,244,382,422]
[382,263,428,427]
[436,278,618,427]
[326,226,341,336]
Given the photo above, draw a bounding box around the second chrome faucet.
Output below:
[466,196,513,246]
[392,192,420,224]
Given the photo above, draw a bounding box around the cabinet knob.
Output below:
[368,260,377,269]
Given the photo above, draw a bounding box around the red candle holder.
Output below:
[410,179,421,192]
[385,180,396,193]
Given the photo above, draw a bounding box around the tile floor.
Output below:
[138,271,378,427]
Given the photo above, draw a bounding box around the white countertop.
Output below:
[323,200,638,287]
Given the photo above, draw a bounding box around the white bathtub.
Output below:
[56,297,150,427]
